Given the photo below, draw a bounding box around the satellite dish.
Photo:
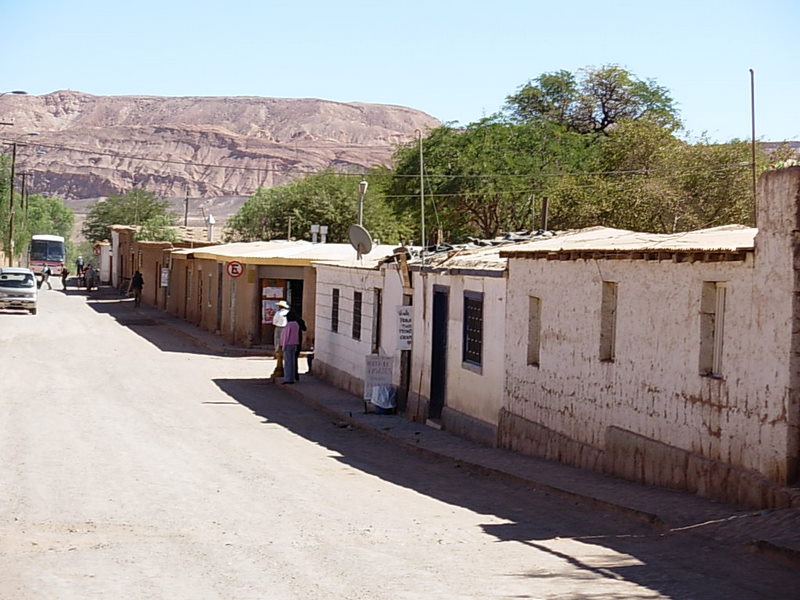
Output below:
[349,224,373,258]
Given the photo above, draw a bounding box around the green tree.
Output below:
[227,169,413,245]
[1,153,74,262]
[82,189,178,243]
[505,65,681,134]
[388,118,594,241]
[544,120,764,233]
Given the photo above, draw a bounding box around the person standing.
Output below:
[272,300,290,351]
[131,270,144,307]
[39,266,52,290]
[75,256,84,276]
[61,267,70,290]
[85,264,96,290]
[285,309,306,381]
[280,313,301,384]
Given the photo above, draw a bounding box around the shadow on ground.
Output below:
[83,287,232,356]
[212,376,800,599]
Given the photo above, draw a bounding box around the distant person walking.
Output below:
[61,267,69,290]
[131,270,144,307]
[38,266,52,290]
[75,255,84,275]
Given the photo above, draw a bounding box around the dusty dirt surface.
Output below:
[2,287,799,599]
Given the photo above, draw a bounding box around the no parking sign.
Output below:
[226,261,244,278]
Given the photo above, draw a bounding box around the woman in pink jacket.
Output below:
[280,313,301,384]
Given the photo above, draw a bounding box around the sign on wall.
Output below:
[226,261,244,278]
[364,355,393,399]
[397,305,413,350]
[160,268,170,288]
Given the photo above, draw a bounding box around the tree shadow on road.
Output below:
[212,376,800,600]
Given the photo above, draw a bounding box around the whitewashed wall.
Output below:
[410,270,507,429]
[314,264,403,395]
[502,168,800,504]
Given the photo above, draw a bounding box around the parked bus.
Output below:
[28,234,66,276]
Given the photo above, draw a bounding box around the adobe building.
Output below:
[165,241,399,349]
[498,167,800,508]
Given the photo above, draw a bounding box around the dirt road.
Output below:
[1,288,799,599]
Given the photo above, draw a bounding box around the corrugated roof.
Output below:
[170,240,400,267]
[500,225,756,259]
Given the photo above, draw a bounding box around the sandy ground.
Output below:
[1,286,799,599]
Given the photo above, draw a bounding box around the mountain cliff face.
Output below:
[0,91,440,212]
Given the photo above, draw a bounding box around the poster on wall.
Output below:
[262,299,279,324]
[397,306,413,350]
[261,285,285,324]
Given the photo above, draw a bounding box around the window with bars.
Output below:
[352,291,362,340]
[331,288,340,333]
[462,291,483,367]
[371,288,382,353]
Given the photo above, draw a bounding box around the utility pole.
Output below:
[184,185,189,226]
[750,68,757,226]
[7,143,17,266]
[417,130,426,265]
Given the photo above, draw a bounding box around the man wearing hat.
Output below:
[272,300,290,350]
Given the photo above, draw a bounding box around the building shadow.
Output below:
[83,288,240,356]
[211,376,800,599]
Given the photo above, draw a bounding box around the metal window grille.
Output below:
[332,288,340,333]
[352,291,362,340]
[463,291,483,366]
[372,288,382,353]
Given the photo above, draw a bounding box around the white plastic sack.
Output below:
[370,385,397,410]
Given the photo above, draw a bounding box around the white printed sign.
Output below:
[397,305,413,350]
[364,355,393,399]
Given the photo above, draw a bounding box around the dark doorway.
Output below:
[430,287,449,420]
[287,279,304,317]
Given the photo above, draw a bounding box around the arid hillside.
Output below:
[0,91,441,217]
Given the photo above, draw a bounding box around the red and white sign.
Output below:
[226,261,244,278]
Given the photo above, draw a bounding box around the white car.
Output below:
[0,267,38,315]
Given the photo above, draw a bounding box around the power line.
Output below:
[0,138,752,186]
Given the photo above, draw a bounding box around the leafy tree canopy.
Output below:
[542,119,765,233]
[1,154,74,261]
[82,189,177,243]
[227,169,414,245]
[505,65,681,134]
[388,118,596,241]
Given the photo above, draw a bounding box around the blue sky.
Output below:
[2,0,797,142]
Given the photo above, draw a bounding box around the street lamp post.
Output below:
[357,179,368,227]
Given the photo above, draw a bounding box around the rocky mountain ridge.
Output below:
[0,91,441,217]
